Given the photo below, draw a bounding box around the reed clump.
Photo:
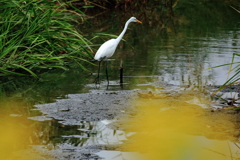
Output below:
[0,0,93,78]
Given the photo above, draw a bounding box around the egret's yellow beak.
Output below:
[136,19,142,23]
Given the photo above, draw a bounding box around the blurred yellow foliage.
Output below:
[0,101,36,160]
[122,91,240,160]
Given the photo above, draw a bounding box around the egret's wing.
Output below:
[94,39,117,60]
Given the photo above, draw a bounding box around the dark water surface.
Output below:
[1,10,240,159]
[88,18,240,90]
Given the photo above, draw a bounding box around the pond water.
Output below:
[1,10,240,160]
[89,22,240,90]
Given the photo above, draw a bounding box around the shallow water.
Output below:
[1,9,240,160]
[87,25,240,91]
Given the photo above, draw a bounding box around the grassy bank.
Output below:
[0,0,93,78]
[1,0,238,78]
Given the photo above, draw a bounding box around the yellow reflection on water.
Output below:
[122,91,240,160]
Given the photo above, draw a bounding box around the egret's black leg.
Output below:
[106,60,109,85]
[95,61,101,84]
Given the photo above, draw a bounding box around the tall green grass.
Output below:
[0,0,93,78]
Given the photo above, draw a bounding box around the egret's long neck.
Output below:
[116,20,131,43]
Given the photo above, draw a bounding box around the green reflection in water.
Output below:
[85,8,240,90]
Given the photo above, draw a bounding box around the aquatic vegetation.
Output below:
[0,0,93,77]
[121,90,240,160]
[210,53,240,95]
[206,6,240,96]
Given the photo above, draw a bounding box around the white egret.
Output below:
[94,17,142,84]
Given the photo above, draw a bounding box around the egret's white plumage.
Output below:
[94,17,142,84]
[94,39,117,60]
[94,17,142,61]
